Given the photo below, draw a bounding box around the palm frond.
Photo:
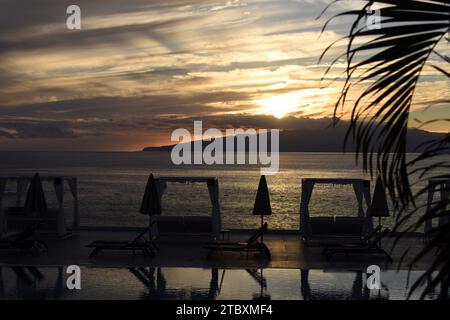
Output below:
[321,0,450,299]
[322,0,449,205]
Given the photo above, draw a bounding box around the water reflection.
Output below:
[0,266,72,300]
[246,269,271,300]
[128,267,221,300]
[0,266,441,300]
[300,269,389,300]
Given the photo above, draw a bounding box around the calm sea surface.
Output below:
[0,151,446,230]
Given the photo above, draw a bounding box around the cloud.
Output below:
[0,119,78,139]
[0,0,447,151]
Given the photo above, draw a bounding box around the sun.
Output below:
[255,95,296,119]
[254,90,319,119]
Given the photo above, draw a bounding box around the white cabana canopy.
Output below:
[0,176,78,238]
[154,176,221,238]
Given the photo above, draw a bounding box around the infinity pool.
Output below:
[0,267,440,300]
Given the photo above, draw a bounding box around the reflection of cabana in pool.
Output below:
[0,176,79,238]
[129,267,222,300]
[0,266,73,299]
[300,178,373,244]
[300,269,387,300]
[152,176,221,238]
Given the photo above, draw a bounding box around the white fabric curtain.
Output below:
[352,182,364,217]
[67,178,77,199]
[150,180,167,238]
[156,180,167,199]
[17,178,28,207]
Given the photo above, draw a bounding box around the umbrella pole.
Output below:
[378,216,382,246]
[149,215,153,242]
[261,215,264,243]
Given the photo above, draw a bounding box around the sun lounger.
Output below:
[86,221,157,258]
[204,223,271,260]
[0,223,48,255]
[322,225,382,255]
[323,228,392,262]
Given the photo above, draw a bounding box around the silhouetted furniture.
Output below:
[0,223,48,255]
[204,223,271,260]
[0,176,78,238]
[322,225,382,255]
[299,178,373,245]
[308,217,367,242]
[323,228,392,262]
[6,207,61,233]
[86,221,157,258]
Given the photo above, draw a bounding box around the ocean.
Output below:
[0,151,446,231]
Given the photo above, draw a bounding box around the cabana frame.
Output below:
[0,176,79,238]
[300,178,372,244]
[154,176,221,238]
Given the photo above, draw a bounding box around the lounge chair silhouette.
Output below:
[0,223,48,255]
[323,228,392,262]
[86,221,157,258]
[322,225,383,255]
[204,223,271,260]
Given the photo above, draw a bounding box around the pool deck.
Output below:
[0,229,435,271]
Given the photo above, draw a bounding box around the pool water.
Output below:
[0,267,440,300]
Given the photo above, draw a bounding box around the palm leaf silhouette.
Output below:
[320,0,450,298]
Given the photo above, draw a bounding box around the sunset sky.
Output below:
[0,0,448,151]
